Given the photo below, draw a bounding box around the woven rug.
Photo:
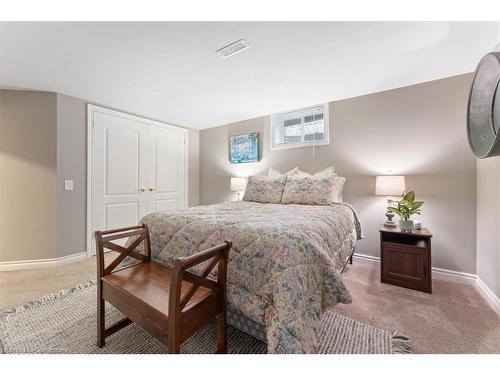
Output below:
[0,281,411,354]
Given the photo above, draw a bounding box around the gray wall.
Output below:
[188,129,200,206]
[56,94,87,257]
[476,157,500,298]
[200,74,477,274]
[0,90,58,262]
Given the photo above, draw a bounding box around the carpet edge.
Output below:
[390,330,413,354]
[0,279,97,319]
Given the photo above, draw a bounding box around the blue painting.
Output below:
[230,132,259,164]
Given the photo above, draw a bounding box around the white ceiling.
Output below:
[1,22,499,130]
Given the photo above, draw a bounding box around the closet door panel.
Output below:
[105,127,141,195]
[154,199,180,212]
[91,110,148,252]
[105,202,140,230]
[147,125,186,213]
[154,134,180,193]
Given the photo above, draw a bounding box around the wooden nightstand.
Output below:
[379,227,433,293]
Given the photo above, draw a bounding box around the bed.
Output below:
[136,200,362,353]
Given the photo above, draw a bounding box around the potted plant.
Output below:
[387,191,423,232]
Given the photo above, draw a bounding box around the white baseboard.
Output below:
[0,252,88,271]
[476,276,500,315]
[353,252,500,314]
[352,253,379,263]
[431,267,477,285]
[353,253,475,284]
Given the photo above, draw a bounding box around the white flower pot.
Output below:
[399,220,414,232]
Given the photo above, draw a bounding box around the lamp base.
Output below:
[383,221,397,228]
[384,209,396,228]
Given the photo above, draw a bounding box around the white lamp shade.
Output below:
[230,177,248,191]
[375,175,406,196]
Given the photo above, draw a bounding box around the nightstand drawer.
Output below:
[381,241,431,293]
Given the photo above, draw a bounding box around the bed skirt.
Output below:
[227,309,267,343]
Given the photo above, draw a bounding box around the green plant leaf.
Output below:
[413,201,423,209]
[388,191,424,220]
[407,191,415,203]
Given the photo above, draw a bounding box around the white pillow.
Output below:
[295,166,335,178]
[295,169,311,177]
[281,175,345,205]
[268,166,298,177]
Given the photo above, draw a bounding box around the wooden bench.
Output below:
[95,223,232,353]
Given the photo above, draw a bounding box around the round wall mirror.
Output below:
[467,52,500,158]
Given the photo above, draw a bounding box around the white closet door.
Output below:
[147,124,186,212]
[91,110,149,253]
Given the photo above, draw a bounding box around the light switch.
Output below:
[64,180,74,191]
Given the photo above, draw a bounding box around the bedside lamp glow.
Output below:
[375,175,406,227]
[375,175,406,196]
[230,177,247,201]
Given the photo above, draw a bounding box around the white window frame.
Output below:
[271,103,329,150]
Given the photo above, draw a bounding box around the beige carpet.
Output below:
[1,256,499,353]
[336,260,500,353]
[0,256,103,310]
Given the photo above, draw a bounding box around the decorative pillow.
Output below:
[243,175,287,203]
[281,175,346,205]
[268,166,298,177]
[296,166,335,178]
[331,175,346,202]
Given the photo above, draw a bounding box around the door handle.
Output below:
[149,187,155,192]
[139,187,146,192]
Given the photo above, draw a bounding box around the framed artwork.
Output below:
[229,132,259,164]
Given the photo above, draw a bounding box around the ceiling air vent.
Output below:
[216,39,249,59]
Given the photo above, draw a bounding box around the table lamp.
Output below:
[230,177,248,201]
[375,175,406,227]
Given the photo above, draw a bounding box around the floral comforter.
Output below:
[138,201,362,353]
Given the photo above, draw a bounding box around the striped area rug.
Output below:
[0,281,411,354]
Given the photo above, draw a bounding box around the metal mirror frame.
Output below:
[467,52,500,158]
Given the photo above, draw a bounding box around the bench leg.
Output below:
[168,339,180,354]
[97,283,105,348]
[216,313,227,354]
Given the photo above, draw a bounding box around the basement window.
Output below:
[271,104,329,150]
